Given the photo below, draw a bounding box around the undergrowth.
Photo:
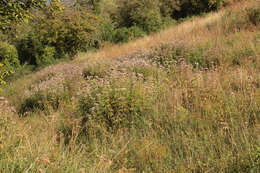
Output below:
[0,1,260,172]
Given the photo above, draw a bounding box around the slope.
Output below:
[0,0,260,172]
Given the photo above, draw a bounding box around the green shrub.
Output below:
[112,26,146,43]
[17,34,57,67]
[99,19,116,42]
[208,0,226,9]
[17,9,100,66]
[128,26,146,38]
[17,32,44,65]
[0,63,8,87]
[0,41,20,68]
[116,0,163,33]
[159,0,180,18]
[50,11,100,56]
[18,91,67,117]
[77,81,154,132]
[0,42,20,88]
[132,6,162,33]
[187,47,220,69]
[18,92,47,116]
[168,0,227,19]
[113,27,131,43]
[0,31,8,43]
[159,0,226,19]
[36,46,56,66]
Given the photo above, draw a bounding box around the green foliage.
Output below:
[17,32,58,66]
[159,0,180,17]
[18,92,47,116]
[36,46,56,66]
[17,32,44,65]
[113,27,131,43]
[116,0,163,33]
[17,9,100,66]
[0,0,46,31]
[0,42,20,89]
[99,19,115,42]
[47,11,100,57]
[0,63,8,87]
[0,41,20,68]
[0,0,241,71]
[1,1,260,171]
[208,0,226,9]
[169,0,227,18]
[113,26,146,43]
[18,91,68,117]
[128,26,146,39]
[77,81,153,132]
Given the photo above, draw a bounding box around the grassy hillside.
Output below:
[1,0,260,172]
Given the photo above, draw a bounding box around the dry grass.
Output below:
[1,0,260,172]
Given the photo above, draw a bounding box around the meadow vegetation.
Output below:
[0,0,260,172]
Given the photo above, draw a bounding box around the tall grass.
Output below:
[0,0,260,172]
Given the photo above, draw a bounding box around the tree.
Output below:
[0,0,48,31]
[0,0,47,90]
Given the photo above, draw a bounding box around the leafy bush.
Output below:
[131,6,162,33]
[49,11,100,56]
[159,0,228,19]
[18,92,47,116]
[36,46,56,66]
[128,25,146,38]
[159,0,180,18]
[180,0,226,16]
[113,27,131,43]
[0,63,8,87]
[77,81,154,132]
[17,32,45,65]
[99,19,116,42]
[58,80,155,145]
[0,42,20,88]
[112,26,146,43]
[18,91,68,117]
[0,42,20,68]
[116,0,163,33]
[0,0,46,31]
[17,9,100,66]
[17,34,57,66]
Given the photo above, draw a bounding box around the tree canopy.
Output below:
[0,0,47,30]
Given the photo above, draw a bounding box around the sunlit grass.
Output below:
[1,0,260,172]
